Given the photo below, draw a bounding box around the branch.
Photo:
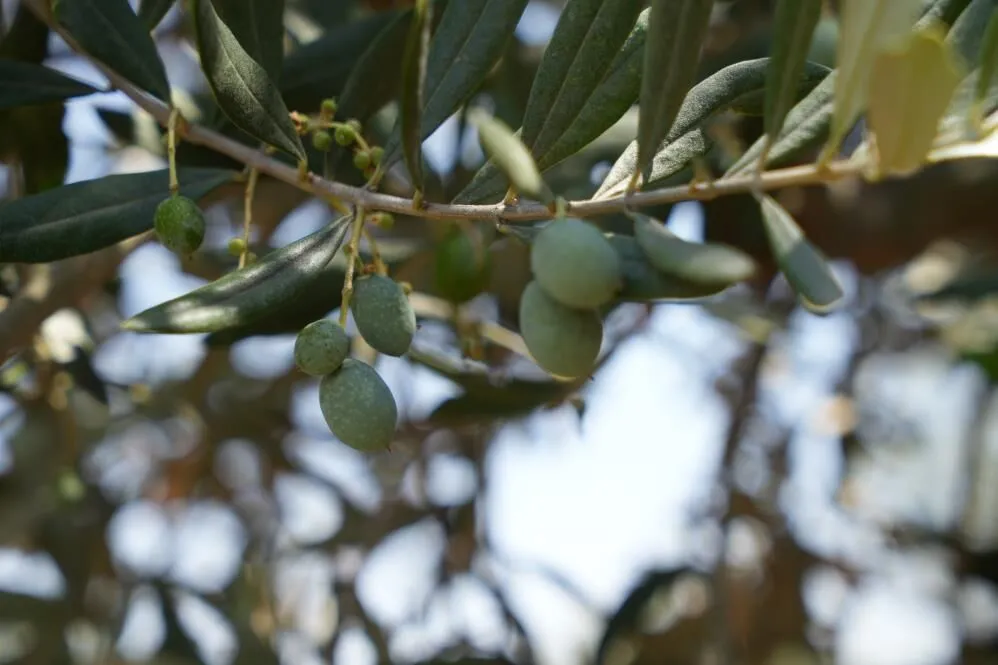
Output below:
[26,0,867,225]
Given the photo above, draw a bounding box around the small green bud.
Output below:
[320,98,338,117]
[369,146,385,165]
[334,126,355,146]
[245,252,258,265]
[347,118,363,134]
[353,151,371,171]
[227,237,247,257]
[312,130,333,152]
[370,212,394,230]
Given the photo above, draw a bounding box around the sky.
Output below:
[1,2,997,665]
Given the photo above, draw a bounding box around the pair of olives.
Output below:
[294,274,416,452]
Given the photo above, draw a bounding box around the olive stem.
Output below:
[167,108,180,197]
[239,167,261,269]
[25,0,984,225]
[339,208,367,327]
[361,226,387,275]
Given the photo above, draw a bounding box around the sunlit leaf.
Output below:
[191,0,305,161]
[0,168,236,263]
[868,25,964,176]
[400,0,432,191]
[636,0,715,185]
[756,193,844,314]
[471,110,553,204]
[765,0,823,142]
[122,217,352,334]
[54,0,171,102]
[0,60,102,110]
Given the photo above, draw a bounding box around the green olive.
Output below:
[350,275,416,356]
[434,227,492,303]
[319,359,397,452]
[531,218,622,309]
[294,319,350,376]
[519,280,602,379]
[154,195,206,256]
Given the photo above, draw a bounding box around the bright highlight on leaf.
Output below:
[756,193,844,314]
[867,25,965,177]
[470,110,553,204]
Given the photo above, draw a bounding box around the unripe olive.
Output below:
[434,227,492,303]
[295,319,350,376]
[320,98,338,117]
[519,281,602,379]
[319,359,398,452]
[369,146,385,165]
[154,195,206,256]
[347,118,363,134]
[350,275,416,356]
[353,151,371,171]
[334,126,355,146]
[312,130,333,152]
[531,218,622,309]
[227,237,247,257]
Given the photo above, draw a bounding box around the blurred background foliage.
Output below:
[1,1,998,665]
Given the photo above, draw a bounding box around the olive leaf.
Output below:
[630,212,757,285]
[636,0,715,186]
[191,0,305,161]
[947,0,998,64]
[54,0,171,102]
[382,0,529,166]
[0,60,102,111]
[455,5,649,205]
[0,168,236,263]
[868,26,964,176]
[211,0,286,82]
[279,10,398,113]
[608,234,731,302]
[470,110,553,204]
[755,193,844,314]
[975,9,998,106]
[595,129,710,200]
[599,59,830,195]
[137,0,175,31]
[918,0,976,29]
[400,0,433,192]
[765,0,823,143]
[122,216,352,334]
[825,0,923,158]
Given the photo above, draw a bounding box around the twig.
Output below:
[26,0,867,225]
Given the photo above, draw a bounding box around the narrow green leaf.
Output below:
[607,234,730,302]
[383,0,529,165]
[137,0,175,30]
[0,60,102,110]
[454,6,649,205]
[726,71,837,176]
[595,129,710,200]
[630,212,756,285]
[211,0,286,82]
[598,59,830,196]
[947,0,998,64]
[765,0,823,141]
[868,26,964,176]
[191,0,305,161]
[636,0,715,185]
[826,0,922,158]
[400,0,433,191]
[975,7,998,104]
[471,110,553,204]
[756,193,844,314]
[0,168,235,263]
[54,0,171,102]
[917,0,976,30]
[122,217,352,334]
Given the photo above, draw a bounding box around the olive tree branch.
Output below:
[22,0,875,224]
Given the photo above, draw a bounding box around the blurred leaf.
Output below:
[636,0,715,185]
[630,212,757,285]
[383,0,530,165]
[947,0,998,64]
[918,0,976,29]
[765,0,823,142]
[0,168,236,263]
[0,60,102,109]
[279,10,399,113]
[137,0,174,30]
[455,5,648,204]
[400,0,432,191]
[54,0,171,102]
[868,26,964,176]
[191,0,306,161]
[975,7,998,105]
[825,0,922,156]
[211,0,287,82]
[471,110,553,203]
[122,217,351,334]
[756,193,844,314]
[608,234,730,302]
[0,590,62,622]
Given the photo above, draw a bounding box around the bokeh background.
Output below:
[1,1,998,664]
